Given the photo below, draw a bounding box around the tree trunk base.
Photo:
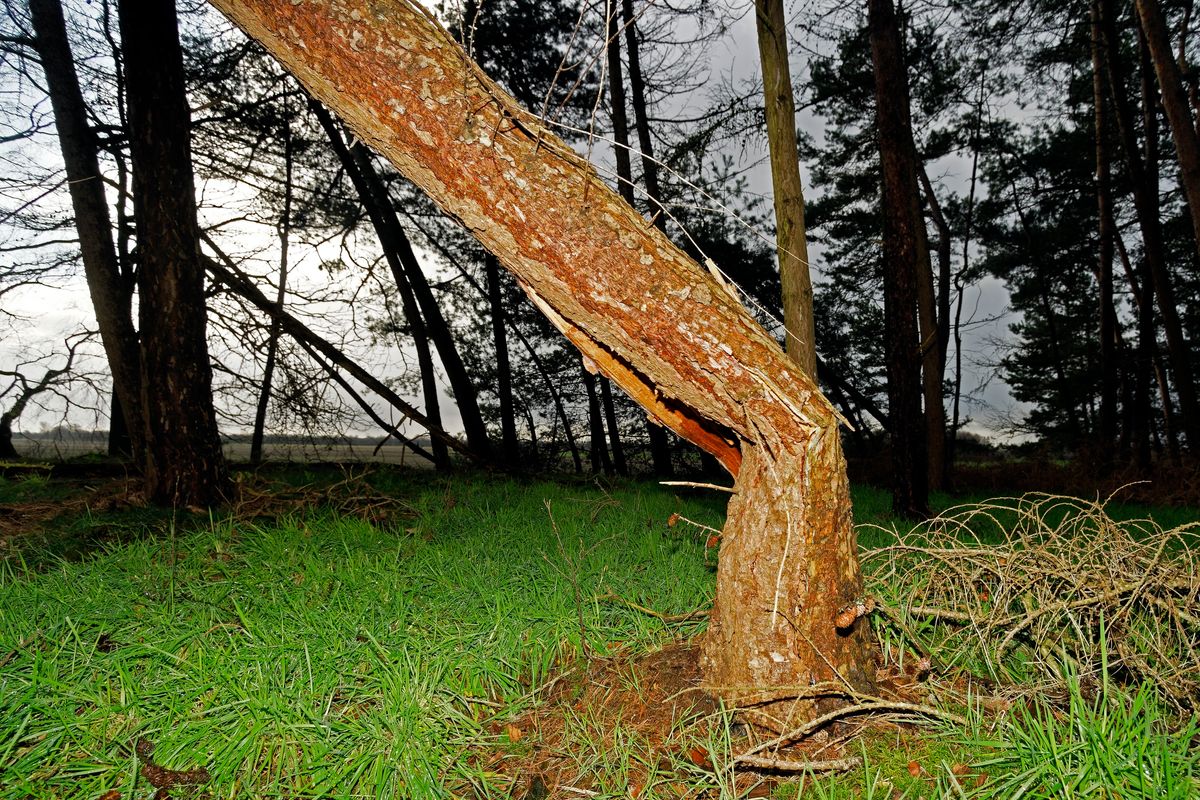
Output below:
[701,430,877,723]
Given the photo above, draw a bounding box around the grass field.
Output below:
[0,467,1196,798]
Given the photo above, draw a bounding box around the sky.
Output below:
[0,0,1028,445]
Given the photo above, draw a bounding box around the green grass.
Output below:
[1,470,1196,798]
[0,475,719,798]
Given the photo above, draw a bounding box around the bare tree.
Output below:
[0,334,84,459]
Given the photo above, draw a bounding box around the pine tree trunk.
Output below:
[582,368,612,475]
[868,0,929,518]
[251,115,294,466]
[312,100,452,469]
[121,0,229,507]
[754,0,818,378]
[29,0,145,462]
[1100,0,1200,451]
[209,0,878,709]
[1091,0,1120,458]
[1138,0,1200,262]
[599,376,628,475]
[916,169,950,490]
[486,254,521,465]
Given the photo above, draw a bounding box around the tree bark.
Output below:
[120,0,229,507]
[868,0,929,518]
[754,0,818,379]
[29,0,144,462]
[209,0,878,708]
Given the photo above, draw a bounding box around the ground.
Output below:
[0,460,1197,798]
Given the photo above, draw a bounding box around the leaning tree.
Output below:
[207,0,877,715]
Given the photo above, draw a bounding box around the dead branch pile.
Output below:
[861,493,1200,712]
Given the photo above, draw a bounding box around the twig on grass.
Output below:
[594,592,709,623]
[734,753,862,773]
[737,698,967,759]
[659,481,737,494]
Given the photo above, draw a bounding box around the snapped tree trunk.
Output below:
[754,0,818,378]
[29,0,144,462]
[869,0,929,518]
[120,0,229,507]
[209,0,878,709]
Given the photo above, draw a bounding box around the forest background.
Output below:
[3,0,1199,509]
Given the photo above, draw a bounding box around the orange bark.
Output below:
[209,0,876,706]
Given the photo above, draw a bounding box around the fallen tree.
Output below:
[208,0,877,715]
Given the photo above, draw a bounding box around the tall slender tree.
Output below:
[1099,0,1200,451]
[869,0,929,518]
[29,0,144,462]
[754,0,818,378]
[120,0,229,506]
[250,107,295,465]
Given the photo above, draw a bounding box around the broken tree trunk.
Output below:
[208,0,877,709]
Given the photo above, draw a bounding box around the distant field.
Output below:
[12,438,433,466]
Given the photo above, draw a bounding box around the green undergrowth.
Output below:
[0,475,719,798]
[1,469,1196,797]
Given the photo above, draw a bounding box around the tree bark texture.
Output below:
[868,0,929,518]
[120,0,229,507]
[208,0,877,704]
[754,0,818,379]
[29,0,145,462]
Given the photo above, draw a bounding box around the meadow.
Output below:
[0,466,1196,798]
